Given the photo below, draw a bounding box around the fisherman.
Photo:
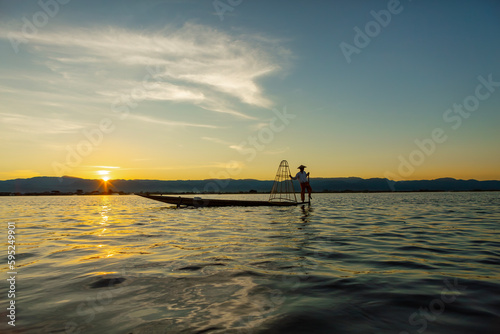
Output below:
[289,164,312,202]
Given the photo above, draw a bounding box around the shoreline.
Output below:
[1,189,499,197]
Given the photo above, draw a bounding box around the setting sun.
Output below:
[97,170,110,181]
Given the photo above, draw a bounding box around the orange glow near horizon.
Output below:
[1,163,499,182]
[1,169,500,181]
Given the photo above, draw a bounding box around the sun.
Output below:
[97,170,110,182]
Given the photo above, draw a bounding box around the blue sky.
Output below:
[1,0,499,181]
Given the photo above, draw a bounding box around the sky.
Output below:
[1,0,499,181]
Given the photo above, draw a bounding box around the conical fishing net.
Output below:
[269,160,297,203]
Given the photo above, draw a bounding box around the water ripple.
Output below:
[0,192,499,333]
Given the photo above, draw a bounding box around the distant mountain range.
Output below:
[1,176,499,195]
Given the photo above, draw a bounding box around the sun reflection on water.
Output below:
[6,193,500,334]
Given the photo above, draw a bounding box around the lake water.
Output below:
[1,192,499,333]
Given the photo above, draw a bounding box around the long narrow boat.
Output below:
[138,194,309,208]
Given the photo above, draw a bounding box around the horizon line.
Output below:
[1,175,500,182]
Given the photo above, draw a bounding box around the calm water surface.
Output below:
[1,192,499,333]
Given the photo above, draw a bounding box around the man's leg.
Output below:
[300,184,305,202]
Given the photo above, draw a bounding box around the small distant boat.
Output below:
[138,194,308,208]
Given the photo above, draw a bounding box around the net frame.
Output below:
[268,160,297,203]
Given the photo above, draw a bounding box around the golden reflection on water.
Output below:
[45,196,148,263]
[99,196,110,225]
[32,192,493,282]
[2,193,500,333]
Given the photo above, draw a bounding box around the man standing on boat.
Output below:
[289,165,312,202]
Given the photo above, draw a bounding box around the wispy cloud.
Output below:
[202,136,244,152]
[202,136,289,156]
[129,114,220,129]
[1,23,290,119]
[111,162,244,172]
[98,81,205,103]
[201,136,234,145]
[0,112,88,134]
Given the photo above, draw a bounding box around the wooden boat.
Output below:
[139,160,311,208]
[138,194,309,208]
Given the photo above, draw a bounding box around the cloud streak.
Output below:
[129,114,220,129]
[2,22,290,119]
[0,112,89,135]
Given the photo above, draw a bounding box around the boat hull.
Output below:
[138,194,307,207]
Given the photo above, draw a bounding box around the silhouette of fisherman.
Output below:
[290,165,312,202]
